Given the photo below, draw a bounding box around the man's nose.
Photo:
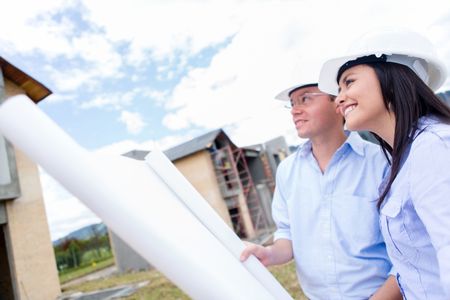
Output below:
[290,105,305,115]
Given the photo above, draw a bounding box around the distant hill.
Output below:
[53,223,108,246]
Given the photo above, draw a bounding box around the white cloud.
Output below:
[141,89,170,105]
[93,134,192,156]
[71,33,123,69]
[13,0,450,243]
[0,1,124,93]
[163,111,191,130]
[225,105,303,147]
[79,88,139,110]
[118,110,147,135]
[80,1,247,65]
[76,86,167,111]
[0,0,75,57]
[96,139,150,155]
[43,93,77,104]
[80,96,114,109]
[45,34,124,92]
[5,0,449,101]
[51,67,98,92]
[161,0,450,145]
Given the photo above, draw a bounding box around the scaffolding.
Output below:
[259,152,276,194]
[211,144,269,238]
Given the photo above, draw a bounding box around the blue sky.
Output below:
[1,0,450,241]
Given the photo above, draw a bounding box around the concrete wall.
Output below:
[1,81,60,299]
[246,156,266,184]
[174,150,233,228]
[255,184,275,228]
[109,230,151,273]
[4,148,60,300]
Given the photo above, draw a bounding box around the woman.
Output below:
[318,28,450,299]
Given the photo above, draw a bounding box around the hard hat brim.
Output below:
[319,52,447,95]
[318,55,358,96]
[275,83,318,101]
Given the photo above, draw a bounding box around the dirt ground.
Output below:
[60,265,118,290]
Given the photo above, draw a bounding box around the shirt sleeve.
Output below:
[272,162,292,242]
[409,131,450,296]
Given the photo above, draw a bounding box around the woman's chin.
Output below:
[345,119,364,132]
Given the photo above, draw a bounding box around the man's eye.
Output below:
[303,95,313,102]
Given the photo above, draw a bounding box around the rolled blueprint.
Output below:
[0,95,293,300]
[146,151,293,299]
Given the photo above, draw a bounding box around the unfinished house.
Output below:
[437,90,450,106]
[241,136,290,231]
[0,57,60,299]
[110,129,290,273]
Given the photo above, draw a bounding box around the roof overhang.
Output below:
[0,56,52,103]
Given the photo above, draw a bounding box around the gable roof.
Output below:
[123,129,236,162]
[164,129,226,161]
[1,56,52,103]
[122,150,150,161]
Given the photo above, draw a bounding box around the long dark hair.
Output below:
[367,62,450,208]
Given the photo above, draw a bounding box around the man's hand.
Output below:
[240,239,293,267]
[240,242,273,266]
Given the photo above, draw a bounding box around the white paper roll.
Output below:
[0,95,291,300]
[145,151,293,300]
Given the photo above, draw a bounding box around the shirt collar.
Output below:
[418,115,439,128]
[343,131,366,157]
[297,131,366,158]
[297,140,313,157]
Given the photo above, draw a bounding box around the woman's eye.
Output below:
[345,79,354,86]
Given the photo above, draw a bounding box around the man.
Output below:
[240,81,401,299]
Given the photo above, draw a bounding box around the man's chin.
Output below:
[297,132,310,139]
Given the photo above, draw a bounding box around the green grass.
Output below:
[62,260,307,299]
[269,262,307,300]
[59,257,115,284]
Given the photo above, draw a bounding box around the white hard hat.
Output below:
[275,62,321,101]
[318,28,448,95]
[275,83,318,101]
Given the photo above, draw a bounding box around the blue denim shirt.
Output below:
[272,132,391,300]
[380,116,450,299]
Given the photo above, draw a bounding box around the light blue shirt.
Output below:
[380,116,450,299]
[272,132,391,300]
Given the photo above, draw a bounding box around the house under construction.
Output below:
[110,129,289,273]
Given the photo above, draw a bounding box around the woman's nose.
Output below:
[335,91,346,104]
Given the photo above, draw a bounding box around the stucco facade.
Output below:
[4,148,60,300]
[0,62,60,299]
[173,151,233,228]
